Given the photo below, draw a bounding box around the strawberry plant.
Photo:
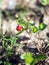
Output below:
[0,8,47,65]
[20,52,46,65]
[16,12,47,33]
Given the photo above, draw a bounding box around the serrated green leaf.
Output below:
[20,52,33,64]
[31,58,38,65]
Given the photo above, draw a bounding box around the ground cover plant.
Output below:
[0,0,49,65]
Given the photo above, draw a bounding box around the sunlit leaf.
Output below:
[41,0,49,6]
[39,23,47,30]
[31,26,38,33]
[20,52,33,64]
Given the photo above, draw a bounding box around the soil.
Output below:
[0,0,49,65]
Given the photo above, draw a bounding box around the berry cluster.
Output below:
[15,15,47,33]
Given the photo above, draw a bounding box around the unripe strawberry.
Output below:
[39,23,47,30]
[32,26,38,33]
[16,25,22,31]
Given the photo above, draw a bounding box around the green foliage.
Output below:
[28,21,35,26]
[0,34,23,65]
[31,53,46,65]
[0,0,2,5]
[0,61,2,64]
[20,52,46,65]
[39,23,47,30]
[16,12,47,33]
[47,42,49,47]
[35,53,46,61]
[0,10,47,65]
[41,0,49,6]
[31,26,38,33]
[4,60,12,65]
[20,52,33,65]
